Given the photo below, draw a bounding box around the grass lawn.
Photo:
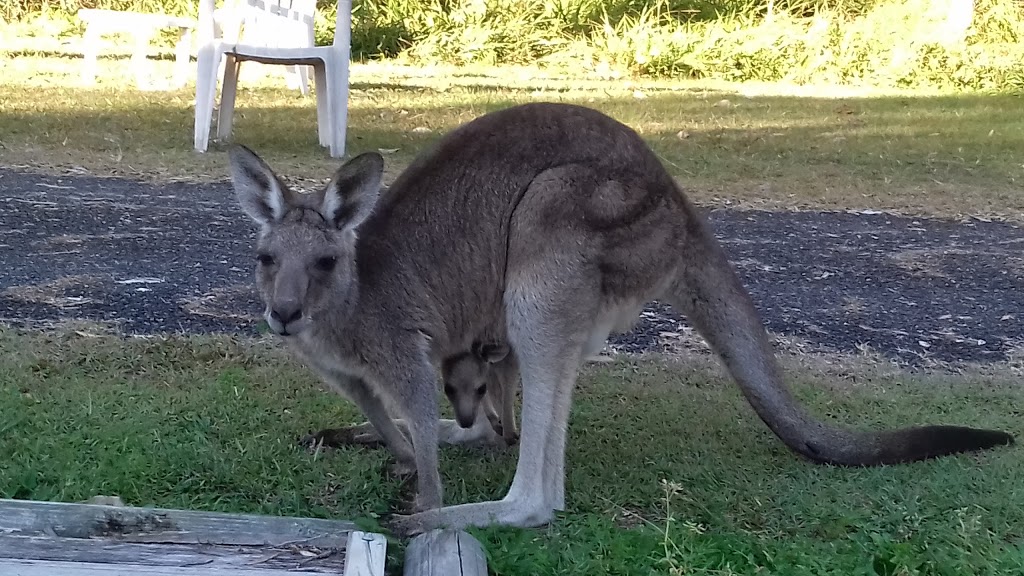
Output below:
[1,53,1023,220]
[1,328,1022,574]
[2,48,1024,574]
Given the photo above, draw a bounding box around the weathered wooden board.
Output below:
[0,497,357,546]
[343,531,388,576]
[403,529,487,576]
[2,558,330,576]
[0,533,348,572]
[0,498,386,576]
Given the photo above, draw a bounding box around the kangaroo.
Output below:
[228,102,1013,536]
[440,341,609,445]
[302,343,517,450]
[441,340,520,445]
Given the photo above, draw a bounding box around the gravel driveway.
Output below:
[2,168,1021,365]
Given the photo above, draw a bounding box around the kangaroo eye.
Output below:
[476,384,487,396]
[257,253,275,266]
[315,256,337,272]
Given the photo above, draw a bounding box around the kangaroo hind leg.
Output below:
[391,250,599,534]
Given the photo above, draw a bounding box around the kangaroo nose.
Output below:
[455,410,476,429]
[271,303,302,325]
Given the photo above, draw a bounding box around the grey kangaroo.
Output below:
[441,341,520,445]
[298,341,517,451]
[441,341,608,445]
[309,343,519,450]
[228,102,1013,535]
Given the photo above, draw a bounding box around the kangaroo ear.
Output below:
[473,342,509,364]
[228,144,290,225]
[320,152,384,233]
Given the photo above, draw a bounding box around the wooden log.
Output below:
[402,529,487,576]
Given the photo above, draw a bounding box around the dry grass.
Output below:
[178,285,262,323]
[2,52,1023,220]
[887,247,957,278]
[1,274,107,309]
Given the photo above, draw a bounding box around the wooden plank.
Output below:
[0,558,334,576]
[0,498,356,548]
[0,534,347,572]
[402,529,487,576]
[343,531,387,576]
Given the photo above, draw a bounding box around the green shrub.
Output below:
[6,0,1024,91]
[4,0,196,20]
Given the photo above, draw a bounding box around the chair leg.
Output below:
[217,54,242,141]
[324,53,349,158]
[194,45,221,153]
[312,63,329,148]
[284,65,311,96]
[297,65,311,96]
[130,29,155,89]
[173,27,193,89]
[81,23,101,86]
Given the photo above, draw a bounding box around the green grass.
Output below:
[2,55,1022,221]
[1,327,1022,574]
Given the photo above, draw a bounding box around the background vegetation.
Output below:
[5,0,1024,91]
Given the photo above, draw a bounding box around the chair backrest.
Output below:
[332,0,351,48]
[197,0,351,50]
[239,0,316,48]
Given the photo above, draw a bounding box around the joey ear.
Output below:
[228,144,290,225]
[473,342,510,364]
[320,152,384,233]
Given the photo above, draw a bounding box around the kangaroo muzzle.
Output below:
[266,267,310,336]
[453,399,479,429]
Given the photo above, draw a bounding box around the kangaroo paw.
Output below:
[387,458,417,478]
[298,424,386,450]
[389,497,554,536]
[503,429,520,446]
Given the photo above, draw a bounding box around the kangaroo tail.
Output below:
[666,204,1013,466]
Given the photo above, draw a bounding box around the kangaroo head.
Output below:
[441,341,510,428]
[228,145,384,337]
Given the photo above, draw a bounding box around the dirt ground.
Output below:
[2,167,1022,366]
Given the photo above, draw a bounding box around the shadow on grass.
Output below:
[1,80,1021,216]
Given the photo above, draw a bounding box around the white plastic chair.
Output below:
[193,0,352,157]
[210,0,313,95]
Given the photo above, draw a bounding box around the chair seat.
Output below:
[223,43,338,66]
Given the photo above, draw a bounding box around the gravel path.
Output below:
[1,168,1022,365]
